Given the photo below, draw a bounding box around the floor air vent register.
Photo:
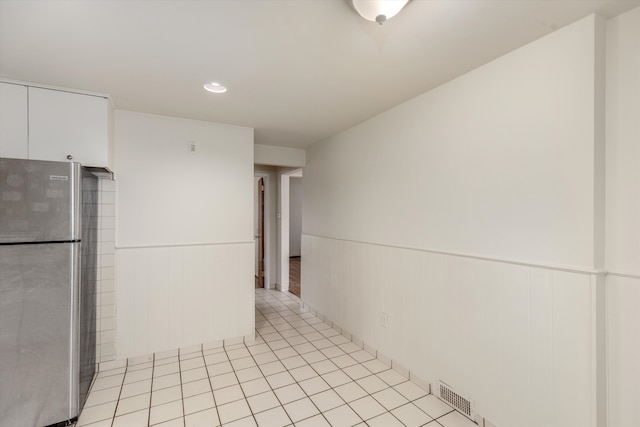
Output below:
[438,380,476,422]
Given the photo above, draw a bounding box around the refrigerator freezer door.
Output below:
[0,157,82,243]
[0,242,80,426]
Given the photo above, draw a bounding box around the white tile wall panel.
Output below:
[96,178,117,362]
[607,275,640,427]
[302,234,598,427]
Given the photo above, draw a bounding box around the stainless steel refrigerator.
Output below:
[0,157,98,427]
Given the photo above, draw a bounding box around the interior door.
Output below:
[255,178,265,288]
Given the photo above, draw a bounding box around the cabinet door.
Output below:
[0,82,29,158]
[28,87,109,166]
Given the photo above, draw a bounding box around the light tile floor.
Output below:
[77,289,477,427]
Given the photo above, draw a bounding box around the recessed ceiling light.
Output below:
[204,82,227,93]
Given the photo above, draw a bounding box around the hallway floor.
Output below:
[76,289,475,427]
[289,257,301,297]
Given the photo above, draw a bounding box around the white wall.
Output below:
[302,15,605,427]
[605,7,640,427]
[304,16,603,272]
[289,177,302,257]
[115,110,254,359]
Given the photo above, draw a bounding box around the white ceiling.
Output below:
[1,0,638,148]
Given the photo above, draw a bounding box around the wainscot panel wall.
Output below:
[302,235,597,427]
[605,6,640,427]
[301,14,607,427]
[114,110,254,359]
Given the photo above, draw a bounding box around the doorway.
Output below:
[280,169,302,297]
[288,175,302,297]
[254,177,264,288]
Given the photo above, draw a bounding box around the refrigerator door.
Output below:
[0,242,80,426]
[0,157,82,243]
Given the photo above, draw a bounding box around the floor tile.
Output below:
[283,397,319,422]
[274,346,298,359]
[254,351,279,365]
[149,400,183,425]
[77,401,118,425]
[124,368,153,384]
[365,412,405,427]
[232,356,258,371]
[333,382,368,403]
[153,416,185,427]
[349,350,375,363]
[120,379,152,399]
[266,371,296,389]
[247,390,281,414]
[376,369,408,387]
[181,356,205,371]
[217,399,252,424]
[372,387,409,410]
[289,366,318,382]
[320,370,352,388]
[331,354,359,369]
[205,352,229,366]
[260,360,287,376]
[294,414,330,426]
[116,393,150,417]
[112,408,149,427]
[280,355,307,370]
[241,377,272,397]
[298,376,330,396]
[84,386,121,407]
[348,396,386,421]
[343,364,372,381]
[183,391,215,415]
[323,404,362,427]
[184,407,220,427]
[356,375,389,394]
[208,361,234,377]
[254,406,291,427]
[273,383,307,404]
[413,395,455,419]
[227,348,252,360]
[183,378,213,398]
[210,372,239,390]
[151,385,182,407]
[320,346,346,359]
[437,410,478,427]
[225,415,258,426]
[393,380,428,401]
[152,373,181,391]
[182,366,209,383]
[91,374,124,391]
[391,402,433,427]
[213,384,245,406]
[237,366,264,383]
[309,389,345,412]
[301,351,327,365]
[361,359,390,374]
[154,362,180,377]
[310,359,338,375]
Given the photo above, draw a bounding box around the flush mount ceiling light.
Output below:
[349,0,410,25]
[203,82,227,93]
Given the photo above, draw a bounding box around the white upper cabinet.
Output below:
[28,87,110,167]
[0,82,29,158]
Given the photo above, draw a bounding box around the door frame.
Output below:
[254,171,273,288]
